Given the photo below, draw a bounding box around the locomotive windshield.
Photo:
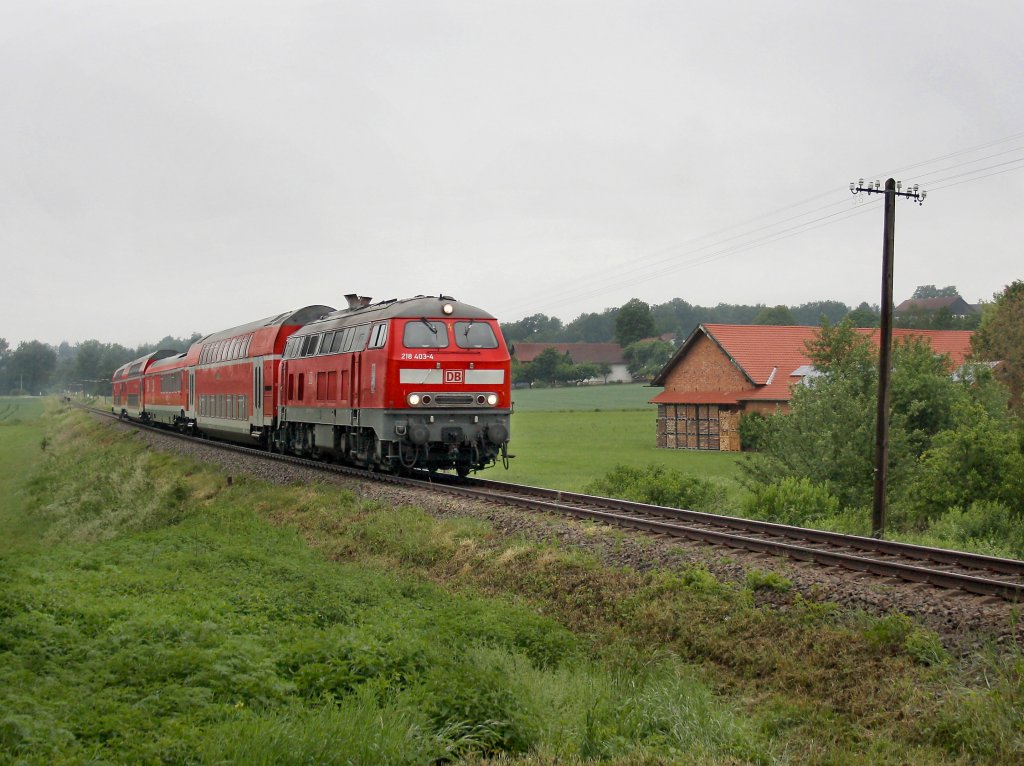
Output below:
[454,321,498,349]
[404,319,450,349]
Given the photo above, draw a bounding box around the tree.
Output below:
[790,300,850,326]
[972,280,1024,413]
[845,302,880,327]
[526,348,573,386]
[614,298,655,347]
[746,321,1011,511]
[912,284,959,299]
[500,314,563,343]
[562,310,616,343]
[753,305,797,325]
[9,341,57,394]
[568,362,601,384]
[623,339,674,381]
[651,298,698,339]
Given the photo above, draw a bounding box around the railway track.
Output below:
[88,405,1024,602]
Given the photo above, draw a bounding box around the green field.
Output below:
[486,385,745,500]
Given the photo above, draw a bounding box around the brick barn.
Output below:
[650,324,975,451]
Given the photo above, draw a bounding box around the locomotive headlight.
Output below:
[442,303,454,315]
[486,393,498,406]
[407,393,421,406]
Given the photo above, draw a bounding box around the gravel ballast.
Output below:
[110,417,1024,654]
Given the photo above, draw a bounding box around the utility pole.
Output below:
[849,178,926,538]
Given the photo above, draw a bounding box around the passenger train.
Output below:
[111,295,512,476]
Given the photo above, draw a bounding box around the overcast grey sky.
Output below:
[2,1,1022,347]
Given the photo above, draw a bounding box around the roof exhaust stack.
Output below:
[344,294,372,310]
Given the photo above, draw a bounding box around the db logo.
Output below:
[444,369,464,384]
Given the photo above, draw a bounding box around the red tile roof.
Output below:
[512,342,626,365]
[652,324,975,404]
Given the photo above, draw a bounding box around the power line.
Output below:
[503,131,1024,320]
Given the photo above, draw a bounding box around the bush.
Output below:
[743,477,839,527]
[914,500,1024,559]
[585,464,725,511]
[905,410,1024,524]
[738,411,771,452]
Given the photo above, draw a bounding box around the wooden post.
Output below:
[871,178,897,539]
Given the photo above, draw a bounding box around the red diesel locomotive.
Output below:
[112,295,512,476]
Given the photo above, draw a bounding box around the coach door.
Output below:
[252,358,264,425]
[188,370,195,415]
[349,351,361,422]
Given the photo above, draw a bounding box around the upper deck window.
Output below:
[403,319,450,349]
[453,321,498,349]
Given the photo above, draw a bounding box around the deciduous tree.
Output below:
[753,305,796,326]
[972,280,1024,413]
[9,340,57,394]
[614,299,655,347]
[623,339,674,381]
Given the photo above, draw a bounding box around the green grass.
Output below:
[484,409,745,501]
[0,406,765,764]
[4,404,1023,764]
[0,396,50,552]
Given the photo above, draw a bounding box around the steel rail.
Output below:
[424,480,1024,601]
[85,405,1024,601]
[457,476,1024,578]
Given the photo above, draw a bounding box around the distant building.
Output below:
[894,295,979,319]
[649,324,974,451]
[512,342,632,383]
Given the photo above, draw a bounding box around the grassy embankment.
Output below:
[2,397,1021,763]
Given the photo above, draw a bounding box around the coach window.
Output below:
[242,335,252,357]
[350,324,371,351]
[333,327,351,353]
[368,323,388,349]
[403,319,450,349]
[320,332,335,354]
[284,337,298,359]
[454,321,499,349]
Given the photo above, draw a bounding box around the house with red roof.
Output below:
[649,324,974,451]
[894,295,979,319]
[513,342,632,383]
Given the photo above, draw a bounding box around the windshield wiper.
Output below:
[419,317,438,334]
